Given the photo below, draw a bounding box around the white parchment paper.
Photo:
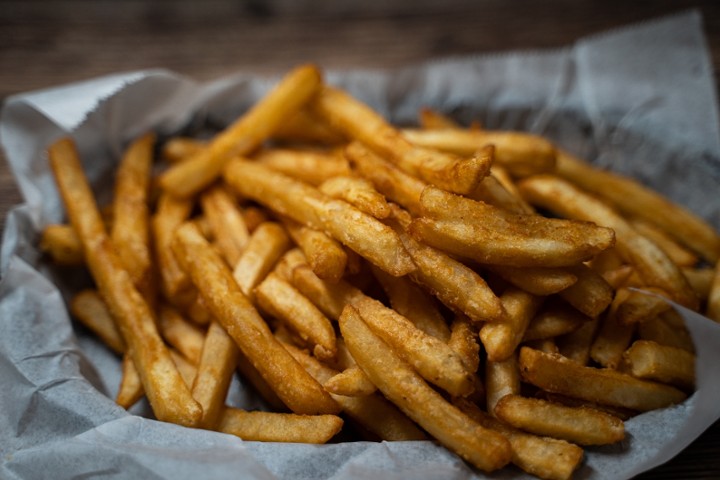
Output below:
[2,9,720,480]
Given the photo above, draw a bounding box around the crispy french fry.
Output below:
[488,265,578,296]
[556,149,720,263]
[494,394,625,446]
[556,317,600,366]
[622,340,695,390]
[323,365,377,397]
[412,186,615,268]
[340,304,512,472]
[272,108,346,145]
[402,128,557,177]
[469,173,535,214]
[111,132,155,299]
[319,175,390,219]
[371,264,451,341]
[116,353,143,409]
[49,137,202,427]
[280,216,347,282]
[519,346,687,411]
[630,217,699,267]
[158,304,206,364]
[232,221,291,302]
[291,264,365,320]
[523,301,589,342]
[217,407,343,444]
[590,289,636,369]
[255,272,337,360]
[200,185,250,266]
[519,174,699,309]
[254,147,350,186]
[638,314,695,353]
[311,86,493,195]
[448,315,480,374]
[454,397,584,480]
[224,159,416,277]
[557,264,614,318]
[485,352,521,417]
[70,289,126,354]
[159,64,323,197]
[191,321,240,429]
[161,136,205,163]
[480,288,544,362]
[40,224,85,265]
[615,288,673,325]
[171,221,339,415]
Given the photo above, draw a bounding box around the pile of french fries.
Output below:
[41,64,720,479]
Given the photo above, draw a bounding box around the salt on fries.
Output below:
[43,63,720,478]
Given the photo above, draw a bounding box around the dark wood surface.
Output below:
[1,1,719,478]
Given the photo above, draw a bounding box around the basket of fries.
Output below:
[1,10,720,480]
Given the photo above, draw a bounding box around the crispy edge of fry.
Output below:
[622,340,696,390]
[157,304,206,364]
[494,394,625,446]
[488,265,578,296]
[449,314,481,374]
[232,221,291,301]
[171,221,340,415]
[49,137,202,427]
[116,353,144,409]
[480,288,544,362]
[159,64,323,197]
[589,289,636,369]
[254,147,351,186]
[70,289,126,354]
[40,224,85,265]
[519,346,687,411]
[323,365,377,397]
[217,407,343,444]
[280,216,347,282]
[340,304,512,472]
[485,352,521,418]
[161,136,206,163]
[523,300,589,343]
[319,175,391,219]
[557,263,615,318]
[200,185,250,266]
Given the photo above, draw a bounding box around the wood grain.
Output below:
[1,2,719,477]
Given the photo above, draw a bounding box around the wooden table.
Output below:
[1,1,719,478]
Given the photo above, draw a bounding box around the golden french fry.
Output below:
[682,266,714,301]
[111,132,155,299]
[557,264,614,318]
[319,175,391,219]
[589,289,636,369]
[116,353,143,409]
[340,304,512,472]
[171,221,339,415]
[622,340,695,390]
[291,264,365,320]
[232,221,291,302]
[254,147,350,186]
[519,174,699,309]
[488,265,578,296]
[224,159,416,277]
[494,394,625,446]
[454,397,584,480]
[255,272,337,360]
[70,289,126,354]
[191,321,240,429]
[217,407,343,444]
[519,346,687,411]
[469,173,535,214]
[158,304,206,364]
[40,224,85,265]
[271,108,346,145]
[161,136,205,163]
[480,287,544,362]
[630,217,699,267]
[523,301,589,342]
[235,348,287,412]
[323,365,377,397]
[352,295,475,397]
[556,317,600,366]
[556,149,720,263]
[159,64,323,197]
[485,352,521,417]
[280,216,347,282]
[283,340,427,441]
[402,128,557,177]
[311,86,492,195]
[615,288,673,325]
[371,264,451,341]
[412,186,615,268]
[200,185,250,266]
[638,314,695,353]
[448,315,480,374]
[49,137,202,427]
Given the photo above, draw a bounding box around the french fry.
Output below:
[480,287,544,362]
[255,271,337,360]
[200,185,250,266]
[217,407,343,444]
[518,174,699,309]
[454,397,584,480]
[638,314,695,353]
[70,289,125,354]
[161,136,205,163]
[556,317,600,365]
[171,221,339,415]
[682,266,714,301]
[49,137,203,427]
[158,304,206,364]
[235,348,287,411]
[254,147,350,186]
[40,224,84,265]
[371,264,451,341]
[402,128,557,177]
[224,159,416,277]
[280,217,347,282]
[232,221,291,302]
[615,288,673,325]
[412,186,615,267]
[494,394,625,446]
[555,148,720,263]
[622,340,695,390]
[589,289,636,369]
[418,107,462,130]
[159,64,323,197]
[191,321,240,429]
[469,173,536,214]
[311,86,493,195]
[323,365,377,397]
[116,353,143,409]
[319,175,391,219]
[557,264,614,318]
[291,264,365,320]
[111,132,155,300]
[519,346,687,411]
[448,314,480,374]
[271,108,346,145]
[523,301,589,342]
[340,304,512,472]
[485,352,521,417]
[630,217,700,267]
[488,265,578,296]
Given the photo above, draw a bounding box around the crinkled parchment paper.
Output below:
[2,9,720,480]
